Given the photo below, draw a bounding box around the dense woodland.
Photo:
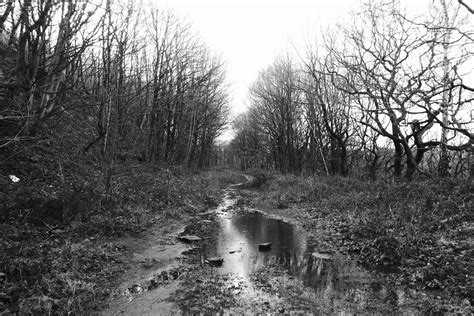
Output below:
[1,3,231,311]
[0,0,473,314]
[0,0,229,186]
[0,0,473,181]
[227,1,474,180]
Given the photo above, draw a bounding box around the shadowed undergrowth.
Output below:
[243,172,473,313]
[0,159,245,314]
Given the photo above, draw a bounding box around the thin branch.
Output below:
[459,0,474,14]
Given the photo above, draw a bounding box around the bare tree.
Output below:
[249,56,307,173]
[142,8,229,168]
[0,1,99,141]
[326,1,471,179]
[229,113,268,170]
[302,54,353,176]
[459,0,474,14]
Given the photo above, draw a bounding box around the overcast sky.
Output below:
[151,1,448,116]
[150,0,360,115]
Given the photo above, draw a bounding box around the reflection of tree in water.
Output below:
[230,212,287,250]
[214,211,308,274]
[272,252,340,293]
[273,253,405,311]
[229,211,307,254]
[211,210,410,312]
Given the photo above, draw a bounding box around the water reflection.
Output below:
[216,210,308,276]
[213,205,418,313]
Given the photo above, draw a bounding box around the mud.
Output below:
[104,181,425,314]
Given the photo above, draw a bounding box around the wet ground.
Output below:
[104,182,424,314]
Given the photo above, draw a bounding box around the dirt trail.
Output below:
[102,177,421,314]
[102,219,188,315]
[102,177,250,314]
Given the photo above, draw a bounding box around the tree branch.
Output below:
[459,0,474,14]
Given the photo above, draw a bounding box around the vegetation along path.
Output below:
[1,0,473,314]
[104,172,473,314]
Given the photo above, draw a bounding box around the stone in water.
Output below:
[205,257,224,266]
[178,235,202,242]
[258,243,272,251]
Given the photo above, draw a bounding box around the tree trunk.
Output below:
[394,141,403,178]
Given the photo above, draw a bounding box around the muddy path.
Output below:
[103,178,425,314]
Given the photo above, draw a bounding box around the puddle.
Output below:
[203,189,420,314]
[106,184,421,314]
[102,224,189,315]
[215,210,309,276]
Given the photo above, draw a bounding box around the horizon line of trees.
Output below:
[226,0,474,180]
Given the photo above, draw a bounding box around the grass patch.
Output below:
[242,170,277,189]
[0,163,244,314]
[244,174,473,312]
[171,271,247,314]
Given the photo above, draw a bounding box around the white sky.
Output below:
[151,0,362,116]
